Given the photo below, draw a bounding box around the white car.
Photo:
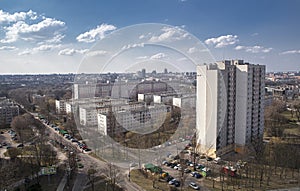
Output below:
[189,182,200,190]
[174,164,181,170]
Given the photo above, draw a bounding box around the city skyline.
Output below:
[0,0,300,74]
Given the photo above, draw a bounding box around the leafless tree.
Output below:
[11,113,35,144]
[104,162,121,191]
[87,165,97,191]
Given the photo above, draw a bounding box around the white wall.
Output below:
[97,113,107,135]
[234,65,248,146]
[196,65,217,155]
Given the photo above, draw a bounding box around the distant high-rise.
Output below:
[141,69,146,78]
[196,60,265,157]
[164,68,168,74]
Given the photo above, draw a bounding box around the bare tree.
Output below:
[104,162,121,191]
[11,113,35,144]
[87,165,97,191]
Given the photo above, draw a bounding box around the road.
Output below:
[34,114,144,191]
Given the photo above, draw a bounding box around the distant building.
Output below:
[141,69,146,78]
[196,60,265,157]
[55,100,66,114]
[0,97,19,126]
[97,103,171,135]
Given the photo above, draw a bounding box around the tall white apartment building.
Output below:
[196,60,265,157]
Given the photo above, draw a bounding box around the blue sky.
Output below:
[0,0,299,73]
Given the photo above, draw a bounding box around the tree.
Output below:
[292,101,300,121]
[104,163,120,191]
[64,113,78,138]
[6,148,21,161]
[87,166,97,191]
[11,113,35,144]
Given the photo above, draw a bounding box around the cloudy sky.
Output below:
[0,0,299,74]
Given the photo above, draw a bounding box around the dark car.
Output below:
[17,144,24,148]
[166,176,174,182]
[83,148,91,152]
[174,181,180,187]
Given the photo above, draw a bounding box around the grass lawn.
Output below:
[13,167,65,191]
[130,169,197,191]
[84,177,123,191]
[281,111,299,123]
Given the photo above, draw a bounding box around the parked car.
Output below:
[174,181,180,187]
[174,164,181,170]
[213,157,221,164]
[17,143,24,148]
[83,148,91,152]
[168,178,177,185]
[191,171,202,178]
[71,138,78,143]
[77,163,84,168]
[184,168,191,173]
[166,176,174,182]
[162,161,169,165]
[6,146,13,149]
[189,182,200,190]
[196,164,205,170]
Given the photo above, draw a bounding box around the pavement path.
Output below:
[56,172,68,191]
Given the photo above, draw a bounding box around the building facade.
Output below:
[0,97,19,126]
[196,60,265,157]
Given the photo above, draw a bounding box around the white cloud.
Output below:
[18,49,32,56]
[42,34,65,44]
[136,56,148,60]
[280,50,300,55]
[121,43,144,50]
[251,33,259,36]
[76,23,116,43]
[205,35,239,48]
[149,26,189,43]
[1,18,66,43]
[18,44,61,55]
[0,9,37,23]
[0,46,18,51]
[34,44,61,51]
[235,45,272,53]
[86,50,108,57]
[150,53,166,59]
[187,47,197,54]
[58,48,89,56]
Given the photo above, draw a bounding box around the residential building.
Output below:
[0,97,19,126]
[55,100,66,114]
[196,60,265,157]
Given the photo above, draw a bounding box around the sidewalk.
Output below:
[56,172,68,191]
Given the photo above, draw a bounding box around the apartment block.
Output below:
[196,60,265,157]
[0,97,19,126]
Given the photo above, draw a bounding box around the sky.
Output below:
[0,0,299,74]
